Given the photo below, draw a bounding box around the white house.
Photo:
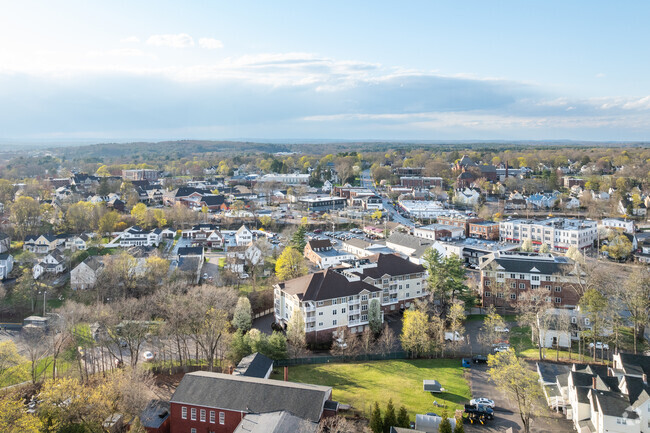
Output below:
[65,234,90,251]
[70,256,104,290]
[33,252,66,279]
[235,225,253,246]
[0,233,10,254]
[599,218,635,235]
[115,226,163,248]
[454,188,481,207]
[0,253,13,280]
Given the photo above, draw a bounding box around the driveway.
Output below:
[467,363,573,433]
[252,313,275,336]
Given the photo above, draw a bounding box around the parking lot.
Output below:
[467,363,573,433]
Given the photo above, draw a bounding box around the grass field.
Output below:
[270,359,471,419]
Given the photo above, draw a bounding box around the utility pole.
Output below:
[43,290,47,317]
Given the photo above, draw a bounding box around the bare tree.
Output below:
[376,324,397,355]
[21,327,52,384]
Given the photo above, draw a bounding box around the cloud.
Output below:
[146,33,194,48]
[199,38,223,50]
[595,73,606,78]
[120,36,140,44]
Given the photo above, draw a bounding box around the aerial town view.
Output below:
[0,2,649,433]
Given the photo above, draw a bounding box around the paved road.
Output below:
[361,169,414,227]
[467,363,573,433]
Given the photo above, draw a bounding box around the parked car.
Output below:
[473,355,488,364]
[334,337,347,349]
[493,344,510,353]
[589,342,609,350]
[494,326,510,333]
[142,351,155,362]
[470,398,495,408]
[444,331,464,342]
[462,358,472,368]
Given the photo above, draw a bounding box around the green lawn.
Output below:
[0,357,72,388]
[270,359,471,419]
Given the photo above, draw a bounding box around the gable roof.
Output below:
[178,246,203,257]
[306,239,332,250]
[591,389,638,419]
[140,399,170,429]
[170,371,331,423]
[234,411,318,433]
[81,256,104,272]
[617,353,650,377]
[278,268,380,302]
[234,352,274,378]
[200,195,225,206]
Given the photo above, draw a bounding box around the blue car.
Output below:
[462,358,471,368]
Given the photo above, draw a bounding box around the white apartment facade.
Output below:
[599,218,635,234]
[499,218,597,251]
[274,254,427,343]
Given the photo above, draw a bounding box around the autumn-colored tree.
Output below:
[0,396,42,433]
[131,203,148,227]
[275,247,307,281]
[400,309,431,357]
[286,309,306,357]
[10,196,41,237]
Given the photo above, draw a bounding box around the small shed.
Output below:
[423,380,446,393]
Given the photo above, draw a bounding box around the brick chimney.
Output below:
[592,376,597,389]
[284,366,288,381]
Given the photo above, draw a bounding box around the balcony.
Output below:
[303,304,316,312]
[348,299,360,305]
[306,316,316,323]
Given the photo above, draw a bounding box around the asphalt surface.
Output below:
[361,169,414,227]
[466,363,573,433]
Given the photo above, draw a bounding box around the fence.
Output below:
[0,323,23,331]
[274,351,409,367]
[253,309,273,319]
[150,364,209,376]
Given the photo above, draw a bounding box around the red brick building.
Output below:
[400,176,443,189]
[437,214,484,236]
[162,371,333,433]
[479,252,583,309]
[468,221,500,240]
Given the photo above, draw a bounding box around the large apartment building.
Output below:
[479,252,583,309]
[274,254,427,343]
[499,218,597,251]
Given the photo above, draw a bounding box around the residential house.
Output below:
[0,253,13,280]
[599,218,635,235]
[235,225,253,246]
[454,188,481,207]
[304,239,355,269]
[526,192,560,209]
[71,256,104,290]
[535,308,610,349]
[340,238,392,258]
[116,226,163,248]
[436,213,482,236]
[385,232,444,265]
[33,251,66,279]
[23,234,64,254]
[65,234,90,251]
[232,352,274,379]
[0,232,10,253]
[479,252,583,309]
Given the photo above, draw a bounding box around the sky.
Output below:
[2,1,650,142]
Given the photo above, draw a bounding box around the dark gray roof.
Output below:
[306,239,332,250]
[234,352,274,378]
[234,411,318,433]
[386,232,434,257]
[278,268,380,302]
[356,253,425,279]
[485,254,575,275]
[624,375,650,407]
[140,399,170,429]
[178,256,201,273]
[201,195,225,206]
[82,256,104,272]
[617,353,650,377]
[591,389,638,418]
[170,372,331,423]
[178,246,204,257]
[537,362,571,384]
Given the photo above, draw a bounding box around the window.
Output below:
[555,297,562,303]
[342,308,346,313]
[191,408,197,421]
[484,292,491,297]
[219,412,225,425]
[532,275,540,281]
[584,318,590,325]
[210,411,215,423]
[519,283,525,289]
[191,429,196,433]
[332,309,337,315]
[361,304,368,311]
[555,286,562,292]
[519,274,525,279]
[317,301,324,306]
[510,294,516,299]
[361,295,368,301]
[616,418,627,425]
[318,322,323,326]
[318,311,323,316]
[361,314,368,321]
[497,273,505,279]
[497,292,504,298]
[545,285,551,289]
[406,292,410,297]
[406,284,410,288]
[182,407,187,419]
[510,273,516,279]
[348,296,354,301]
[332,299,337,305]
[340,297,346,303]
[200,409,206,422]
[485,280,491,287]
[333,319,337,325]
[510,282,516,289]
[571,317,577,324]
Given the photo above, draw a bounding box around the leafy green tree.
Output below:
[488,350,541,433]
[422,248,469,317]
[453,418,465,433]
[602,234,632,260]
[10,196,41,237]
[232,297,253,332]
[383,399,397,433]
[290,225,307,251]
[97,210,120,235]
[368,298,382,335]
[286,309,306,357]
[130,203,148,227]
[438,414,452,433]
[369,401,383,433]
[579,289,609,361]
[396,405,410,427]
[228,330,252,365]
[267,331,288,360]
[520,238,533,252]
